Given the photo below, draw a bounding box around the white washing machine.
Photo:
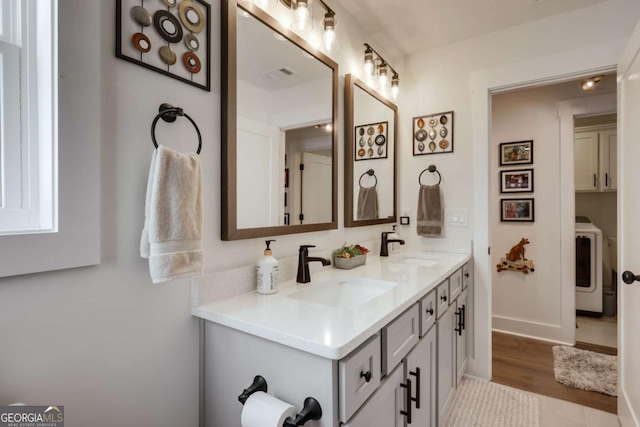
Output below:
[575,222,603,314]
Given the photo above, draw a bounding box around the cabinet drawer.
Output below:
[449,268,462,302]
[419,291,436,337]
[339,334,382,422]
[462,262,472,290]
[436,280,449,318]
[382,304,420,375]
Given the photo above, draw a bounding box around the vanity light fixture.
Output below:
[362,43,400,100]
[581,75,604,91]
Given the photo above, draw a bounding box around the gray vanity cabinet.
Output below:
[456,288,469,386]
[437,298,457,421]
[406,325,437,427]
[342,366,405,427]
[202,259,474,427]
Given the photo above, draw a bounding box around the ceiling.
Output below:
[335,0,608,58]
[237,10,330,92]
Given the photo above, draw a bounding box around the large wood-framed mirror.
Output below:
[221,0,338,240]
[344,74,398,227]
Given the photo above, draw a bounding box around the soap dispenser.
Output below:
[257,240,279,295]
[389,225,402,254]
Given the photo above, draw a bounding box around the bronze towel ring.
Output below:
[151,103,202,154]
[418,164,441,185]
[359,169,378,188]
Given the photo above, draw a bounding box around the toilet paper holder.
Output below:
[238,376,323,426]
[238,375,269,405]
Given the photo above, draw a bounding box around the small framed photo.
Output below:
[500,169,534,193]
[501,198,534,222]
[499,140,533,166]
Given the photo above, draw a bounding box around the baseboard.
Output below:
[492,328,573,346]
[492,315,573,344]
[576,310,603,318]
[618,386,639,427]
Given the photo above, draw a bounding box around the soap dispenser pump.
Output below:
[389,225,401,254]
[257,240,279,295]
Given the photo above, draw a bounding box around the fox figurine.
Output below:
[507,238,529,262]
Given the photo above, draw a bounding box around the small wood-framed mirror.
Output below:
[344,74,398,227]
[221,0,339,240]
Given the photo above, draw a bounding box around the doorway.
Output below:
[489,75,618,410]
[574,113,618,350]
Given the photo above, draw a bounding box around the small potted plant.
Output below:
[333,243,370,270]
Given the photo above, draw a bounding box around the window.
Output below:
[0,0,56,235]
[0,0,99,278]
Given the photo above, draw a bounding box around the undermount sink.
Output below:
[394,252,447,267]
[287,276,397,309]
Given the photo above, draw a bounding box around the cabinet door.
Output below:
[437,301,457,422]
[343,366,405,427]
[574,131,599,191]
[456,290,468,386]
[406,326,437,427]
[449,268,463,302]
[601,129,617,190]
[462,262,472,290]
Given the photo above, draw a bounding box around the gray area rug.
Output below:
[444,376,540,426]
[552,345,617,397]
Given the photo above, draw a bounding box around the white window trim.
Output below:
[0,0,56,235]
[0,0,100,277]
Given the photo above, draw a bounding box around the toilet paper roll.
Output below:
[241,391,297,427]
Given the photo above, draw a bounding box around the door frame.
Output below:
[468,39,625,380]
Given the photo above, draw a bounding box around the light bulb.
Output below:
[295,1,309,27]
[378,62,389,89]
[323,13,337,52]
[363,47,374,76]
[391,74,399,100]
[253,0,276,9]
[291,0,312,33]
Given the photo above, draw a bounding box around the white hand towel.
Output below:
[140,145,203,283]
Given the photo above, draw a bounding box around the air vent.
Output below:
[263,67,297,80]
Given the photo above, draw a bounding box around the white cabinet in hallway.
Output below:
[574,131,599,191]
[574,126,617,192]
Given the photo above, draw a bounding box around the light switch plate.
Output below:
[445,209,469,227]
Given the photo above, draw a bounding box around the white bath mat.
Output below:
[444,376,540,427]
[552,345,617,397]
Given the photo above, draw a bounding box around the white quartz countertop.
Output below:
[192,251,471,360]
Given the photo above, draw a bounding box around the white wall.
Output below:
[491,80,616,340]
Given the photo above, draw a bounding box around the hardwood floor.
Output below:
[492,331,617,414]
